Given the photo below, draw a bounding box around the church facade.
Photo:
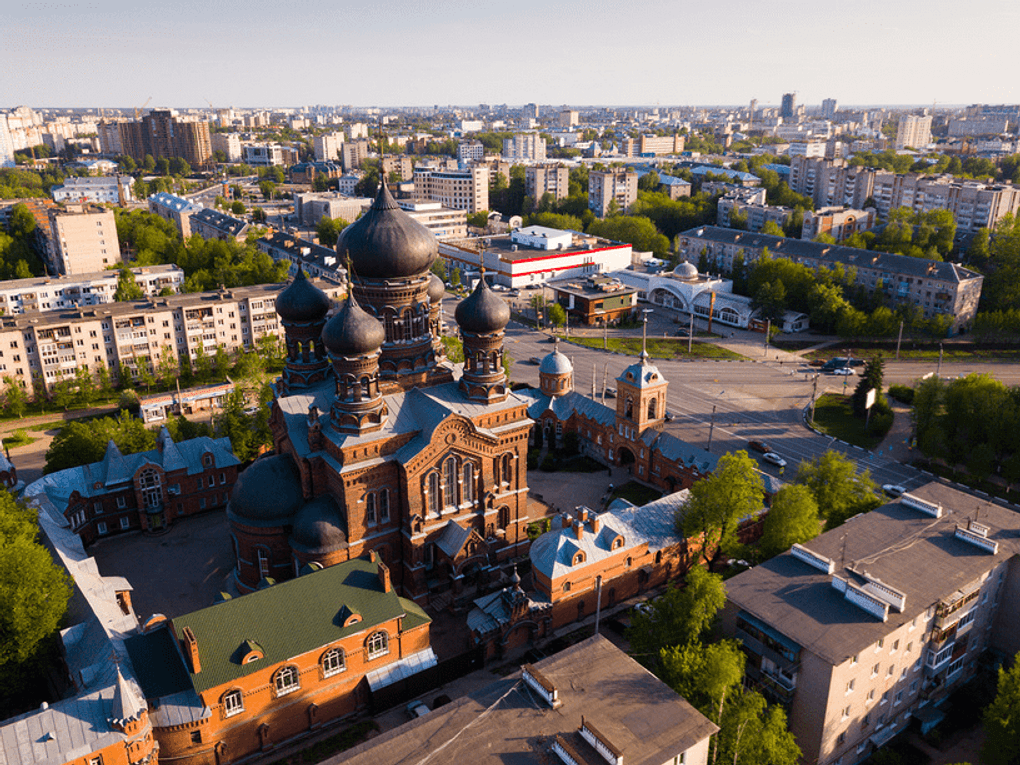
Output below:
[227,183,537,607]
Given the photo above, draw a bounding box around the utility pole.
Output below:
[937,342,944,377]
[707,404,717,452]
[601,364,609,405]
[895,320,904,360]
[603,319,608,350]
[809,373,819,423]
[591,362,597,399]
[641,308,653,359]
[764,319,771,357]
[688,311,694,354]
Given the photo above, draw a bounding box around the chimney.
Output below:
[573,519,583,541]
[591,514,601,534]
[182,627,201,674]
[378,558,392,593]
[561,513,572,529]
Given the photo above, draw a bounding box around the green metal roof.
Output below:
[172,556,430,694]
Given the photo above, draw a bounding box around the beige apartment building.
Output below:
[502,132,546,161]
[525,163,571,201]
[47,203,121,275]
[895,114,933,150]
[723,483,1020,765]
[802,206,877,241]
[588,168,638,217]
[0,281,336,396]
[412,165,489,213]
[0,264,183,316]
[381,155,414,181]
[619,133,686,157]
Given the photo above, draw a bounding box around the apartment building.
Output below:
[381,155,413,181]
[313,131,344,161]
[148,191,201,238]
[789,156,875,209]
[588,168,638,217]
[119,109,213,168]
[802,206,877,241]
[716,189,793,232]
[869,173,1020,233]
[619,133,686,156]
[525,163,571,201]
[457,140,486,163]
[0,114,16,167]
[502,132,546,161]
[211,132,242,162]
[677,226,983,332]
[0,264,182,316]
[398,199,467,239]
[190,208,250,242]
[340,139,370,171]
[0,282,338,395]
[723,483,1020,765]
[558,109,579,127]
[243,143,298,167]
[293,191,371,227]
[412,165,489,213]
[788,141,827,158]
[47,203,121,275]
[895,114,933,150]
[50,175,134,205]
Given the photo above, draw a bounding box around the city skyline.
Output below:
[3,0,1018,109]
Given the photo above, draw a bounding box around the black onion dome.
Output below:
[228,455,304,526]
[290,495,347,554]
[336,180,437,279]
[428,272,446,302]
[455,277,511,334]
[321,294,385,357]
[275,269,331,323]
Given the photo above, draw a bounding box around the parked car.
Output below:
[808,359,826,367]
[831,367,854,376]
[882,483,907,497]
[529,357,542,365]
[603,387,617,398]
[674,327,690,337]
[747,439,772,454]
[406,700,430,719]
[762,452,787,468]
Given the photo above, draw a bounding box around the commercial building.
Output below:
[47,203,121,275]
[502,132,546,161]
[148,191,201,238]
[546,273,638,325]
[50,175,134,204]
[313,131,344,161]
[189,208,250,242]
[119,109,213,169]
[619,133,686,156]
[438,226,633,289]
[412,165,489,213]
[802,206,876,241]
[0,264,182,315]
[588,168,638,217]
[333,636,718,765]
[676,226,983,332]
[210,132,242,162]
[243,143,298,167]
[895,114,933,150]
[525,163,571,201]
[723,483,1020,765]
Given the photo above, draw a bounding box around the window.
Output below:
[322,648,345,677]
[841,706,850,720]
[97,521,108,535]
[463,463,474,504]
[502,453,512,485]
[850,654,858,666]
[443,457,458,509]
[959,610,976,629]
[876,638,884,650]
[120,516,130,530]
[845,679,855,694]
[862,713,870,728]
[222,689,243,717]
[872,663,880,677]
[379,489,390,523]
[89,757,103,765]
[867,689,875,702]
[894,690,903,705]
[274,666,299,696]
[892,640,899,652]
[837,731,846,744]
[94,501,103,514]
[427,472,440,516]
[366,493,376,524]
[367,631,389,659]
[190,731,201,744]
[258,549,270,577]
[887,664,895,677]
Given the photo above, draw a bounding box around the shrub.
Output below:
[540,454,557,472]
[887,384,915,405]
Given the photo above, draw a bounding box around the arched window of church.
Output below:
[498,505,510,529]
[402,309,413,341]
[647,397,657,419]
[462,463,474,504]
[378,488,390,523]
[476,350,486,372]
[493,456,501,486]
[257,548,269,577]
[308,340,315,358]
[444,457,459,509]
[427,473,440,516]
[360,376,370,399]
[502,453,512,486]
[490,350,499,371]
[365,493,376,525]
[625,397,633,419]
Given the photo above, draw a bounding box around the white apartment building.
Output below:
[48,204,121,275]
[0,265,183,316]
[0,114,15,168]
[588,169,638,217]
[788,141,827,158]
[412,166,489,213]
[51,176,134,205]
[243,143,297,167]
[457,141,486,163]
[293,192,371,227]
[525,164,571,201]
[895,114,933,150]
[724,483,1020,765]
[211,132,242,162]
[313,132,344,162]
[346,123,369,140]
[397,199,467,239]
[502,133,546,161]
[716,194,793,232]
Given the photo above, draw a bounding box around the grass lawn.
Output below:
[608,480,663,507]
[563,335,745,361]
[811,394,888,450]
[2,429,38,449]
[805,346,1020,363]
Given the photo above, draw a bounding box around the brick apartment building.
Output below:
[119,109,213,169]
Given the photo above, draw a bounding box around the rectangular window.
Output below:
[94,501,103,514]
[97,521,108,535]
[117,496,126,509]
[199,498,206,509]
[841,706,850,720]
[379,489,390,523]
[120,516,130,530]
[366,493,376,524]
[846,679,855,694]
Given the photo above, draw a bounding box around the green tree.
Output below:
[547,302,567,328]
[679,450,764,566]
[659,639,746,716]
[156,345,178,390]
[761,219,785,237]
[795,450,880,529]
[467,210,489,228]
[51,378,75,411]
[230,200,246,215]
[44,410,157,473]
[751,280,787,325]
[7,203,37,238]
[758,485,821,559]
[2,376,27,418]
[114,266,144,301]
[316,216,348,248]
[73,365,98,409]
[251,207,267,224]
[852,355,885,417]
[982,653,1020,765]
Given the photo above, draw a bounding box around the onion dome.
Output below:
[428,272,446,302]
[336,180,437,279]
[455,277,510,334]
[673,261,699,279]
[290,495,347,554]
[228,455,304,526]
[275,269,331,323]
[539,344,573,376]
[321,294,385,357]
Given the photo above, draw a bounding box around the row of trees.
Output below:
[813,207,957,261]
[1,203,46,279]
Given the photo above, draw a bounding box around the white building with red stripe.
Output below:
[437,226,633,289]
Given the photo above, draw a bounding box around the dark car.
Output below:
[747,439,772,454]
[674,327,690,337]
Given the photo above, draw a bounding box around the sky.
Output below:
[3,0,1018,109]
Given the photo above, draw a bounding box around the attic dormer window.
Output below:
[203,453,214,467]
[573,551,585,566]
[613,536,625,549]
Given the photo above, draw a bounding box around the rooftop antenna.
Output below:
[840,532,848,571]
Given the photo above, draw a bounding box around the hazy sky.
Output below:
[3,0,1018,109]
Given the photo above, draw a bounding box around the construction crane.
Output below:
[134,96,151,121]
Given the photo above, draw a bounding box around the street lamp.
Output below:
[641,308,653,359]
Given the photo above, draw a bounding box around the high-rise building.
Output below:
[47,203,120,275]
[502,133,546,161]
[0,113,14,167]
[558,109,578,128]
[313,131,344,161]
[895,114,933,149]
[119,109,213,168]
[525,164,571,201]
[821,98,838,119]
[780,92,797,120]
[457,140,486,163]
[413,165,489,213]
[588,169,637,217]
[211,132,242,162]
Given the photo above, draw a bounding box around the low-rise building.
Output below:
[257,232,347,283]
[0,264,183,315]
[139,380,236,424]
[289,160,343,185]
[243,143,298,167]
[658,174,693,199]
[547,273,638,325]
[148,191,202,238]
[716,189,793,232]
[47,203,121,275]
[50,175,134,204]
[619,133,686,156]
[438,226,633,289]
[802,206,877,241]
[293,191,371,227]
[189,208,250,242]
[331,635,718,765]
[723,483,1020,765]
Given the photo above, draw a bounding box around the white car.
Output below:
[883,484,907,497]
[762,452,787,468]
[831,367,854,376]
